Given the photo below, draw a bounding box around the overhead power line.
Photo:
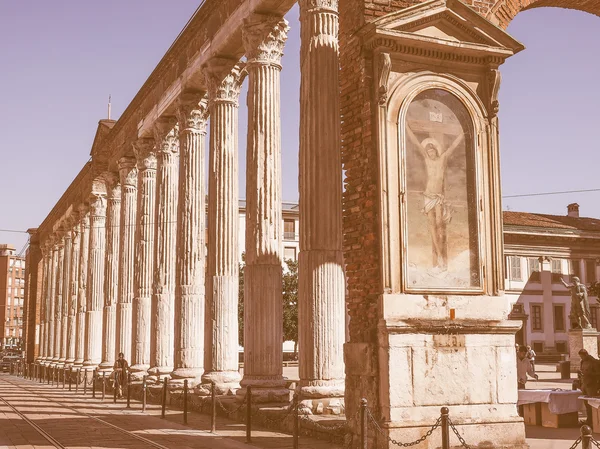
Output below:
[503,188,600,199]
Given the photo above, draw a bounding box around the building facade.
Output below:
[0,244,26,351]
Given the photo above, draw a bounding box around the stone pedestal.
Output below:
[569,328,599,372]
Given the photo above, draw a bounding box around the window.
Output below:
[592,307,599,330]
[556,342,568,353]
[284,219,295,240]
[531,304,543,331]
[552,259,562,273]
[571,259,581,279]
[283,247,297,261]
[528,257,540,281]
[7,277,11,286]
[586,260,597,283]
[508,256,522,281]
[553,305,565,331]
[532,342,544,353]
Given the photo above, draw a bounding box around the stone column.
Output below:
[117,157,137,363]
[53,237,65,365]
[149,119,179,380]
[131,138,157,376]
[240,15,289,403]
[298,0,345,410]
[66,221,81,366]
[39,247,51,361]
[74,207,90,367]
[100,176,121,371]
[172,94,209,383]
[60,229,72,366]
[47,242,58,364]
[84,193,107,369]
[201,62,244,393]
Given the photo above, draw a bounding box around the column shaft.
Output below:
[150,120,179,378]
[39,250,50,361]
[53,240,65,364]
[117,158,137,363]
[132,139,157,375]
[74,210,90,367]
[48,245,58,363]
[240,15,289,402]
[172,95,208,382]
[101,179,121,370]
[60,232,72,365]
[298,0,346,404]
[66,224,80,365]
[203,63,244,392]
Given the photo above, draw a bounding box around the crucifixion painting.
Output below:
[404,89,480,290]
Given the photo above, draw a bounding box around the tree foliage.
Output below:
[590,281,600,303]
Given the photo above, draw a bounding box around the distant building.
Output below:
[504,203,600,356]
[0,244,26,350]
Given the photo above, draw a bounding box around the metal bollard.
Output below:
[360,398,368,449]
[184,379,189,425]
[161,377,168,419]
[62,368,66,389]
[582,425,593,449]
[293,392,299,449]
[211,382,216,433]
[126,372,131,409]
[69,368,73,391]
[246,386,252,444]
[83,369,88,395]
[76,369,80,393]
[142,376,147,412]
[92,369,97,398]
[102,372,106,401]
[441,407,450,449]
[113,372,118,404]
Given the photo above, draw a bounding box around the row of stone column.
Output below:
[35,2,344,405]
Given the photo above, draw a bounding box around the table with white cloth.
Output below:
[582,397,600,433]
[518,389,582,428]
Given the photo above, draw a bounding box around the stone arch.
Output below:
[487,0,600,28]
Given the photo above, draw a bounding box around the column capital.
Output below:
[205,59,246,106]
[89,193,107,218]
[176,93,209,133]
[118,156,138,188]
[299,0,338,13]
[242,14,290,67]
[133,138,157,170]
[153,117,179,155]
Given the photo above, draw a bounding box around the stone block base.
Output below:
[569,329,599,372]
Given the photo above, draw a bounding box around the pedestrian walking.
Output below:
[517,346,538,389]
[113,352,129,398]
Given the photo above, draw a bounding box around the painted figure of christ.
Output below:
[407,126,464,271]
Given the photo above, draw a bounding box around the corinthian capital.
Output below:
[299,0,339,12]
[118,157,138,188]
[103,172,121,200]
[89,193,107,218]
[153,117,179,155]
[242,14,290,67]
[132,138,157,170]
[176,92,209,133]
[205,59,246,106]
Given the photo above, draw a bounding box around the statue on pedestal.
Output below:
[561,277,592,330]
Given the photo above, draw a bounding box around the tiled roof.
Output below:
[503,211,600,232]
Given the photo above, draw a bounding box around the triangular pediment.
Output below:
[364,0,524,55]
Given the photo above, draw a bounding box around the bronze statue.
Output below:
[561,276,592,330]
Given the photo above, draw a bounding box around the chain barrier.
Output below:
[591,435,600,449]
[216,394,247,415]
[367,408,441,448]
[448,418,470,449]
[569,437,583,449]
[252,401,295,427]
[298,411,350,432]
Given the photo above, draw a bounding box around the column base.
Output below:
[64,358,75,368]
[198,370,242,396]
[237,376,291,404]
[170,367,203,387]
[98,361,115,373]
[72,359,84,368]
[298,380,345,415]
[130,364,150,380]
[147,366,173,383]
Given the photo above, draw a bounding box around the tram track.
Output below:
[0,376,174,449]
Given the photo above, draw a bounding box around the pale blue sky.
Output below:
[0,2,598,253]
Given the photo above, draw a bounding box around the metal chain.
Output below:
[216,394,247,415]
[368,409,441,448]
[591,435,600,449]
[255,404,296,427]
[568,437,582,449]
[298,412,349,432]
[448,418,471,449]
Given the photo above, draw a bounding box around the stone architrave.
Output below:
[172,93,209,383]
[117,157,137,363]
[569,329,600,372]
[298,0,345,412]
[60,228,72,366]
[74,207,90,367]
[84,192,107,369]
[53,237,65,365]
[131,138,157,377]
[201,61,245,393]
[149,118,179,380]
[100,175,121,371]
[66,220,81,366]
[47,242,58,365]
[240,14,290,403]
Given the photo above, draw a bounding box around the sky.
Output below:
[0,2,598,254]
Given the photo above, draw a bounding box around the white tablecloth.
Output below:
[517,389,582,414]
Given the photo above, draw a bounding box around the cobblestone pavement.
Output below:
[0,373,342,449]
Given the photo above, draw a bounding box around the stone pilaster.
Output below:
[132,138,157,376]
[47,241,58,364]
[66,221,81,366]
[172,93,209,383]
[298,0,345,410]
[149,118,179,380]
[240,14,290,403]
[100,175,121,371]
[201,61,244,393]
[60,228,72,366]
[84,192,107,369]
[117,157,137,363]
[74,207,90,367]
